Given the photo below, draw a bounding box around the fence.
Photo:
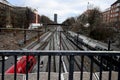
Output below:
[0,50,120,80]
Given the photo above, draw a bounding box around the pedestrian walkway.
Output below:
[0,71,118,80]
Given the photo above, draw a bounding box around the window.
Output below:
[111,15,113,17]
[115,8,119,12]
[115,13,119,16]
[117,3,120,7]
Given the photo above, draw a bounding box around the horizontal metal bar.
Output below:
[43,23,68,26]
[0,28,42,32]
[0,50,120,56]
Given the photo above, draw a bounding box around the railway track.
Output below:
[61,32,100,76]
[24,32,54,73]
[63,32,104,80]
[46,32,57,72]
[26,32,55,50]
[60,32,83,72]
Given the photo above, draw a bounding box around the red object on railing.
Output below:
[5,56,36,74]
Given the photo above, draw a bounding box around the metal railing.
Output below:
[0,50,120,80]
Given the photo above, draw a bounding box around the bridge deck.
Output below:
[0,71,118,80]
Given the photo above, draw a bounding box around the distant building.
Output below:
[13,7,41,28]
[54,14,57,23]
[110,0,120,26]
[102,0,120,28]
[102,8,111,23]
[0,0,13,28]
[0,0,41,28]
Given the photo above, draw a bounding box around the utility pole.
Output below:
[108,40,111,51]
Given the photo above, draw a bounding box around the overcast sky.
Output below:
[8,0,116,23]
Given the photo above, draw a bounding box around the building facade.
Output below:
[0,0,13,28]
[102,0,120,28]
[0,0,40,28]
[110,1,120,22]
[102,8,110,23]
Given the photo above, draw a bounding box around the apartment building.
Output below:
[0,0,40,28]
[110,0,120,23]
[0,0,13,28]
[102,0,120,28]
[102,8,110,23]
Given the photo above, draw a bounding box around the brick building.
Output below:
[102,0,120,28]
[0,0,40,28]
[102,8,110,23]
[110,1,120,22]
[0,0,13,28]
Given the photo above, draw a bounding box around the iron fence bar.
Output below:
[80,56,84,80]
[14,55,17,80]
[90,56,93,80]
[2,56,5,80]
[108,59,112,80]
[58,55,62,80]
[48,55,51,80]
[37,55,40,80]
[69,55,74,80]
[26,56,29,80]
[99,56,103,80]
[0,51,120,80]
[118,61,120,80]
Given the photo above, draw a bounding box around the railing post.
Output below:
[48,55,51,80]
[26,56,29,80]
[90,56,93,80]
[118,61,120,80]
[2,56,5,80]
[58,55,62,80]
[108,58,112,80]
[108,40,111,51]
[99,56,103,80]
[80,56,84,80]
[14,55,17,80]
[37,55,40,80]
[69,55,74,80]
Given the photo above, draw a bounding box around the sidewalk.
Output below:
[0,71,118,80]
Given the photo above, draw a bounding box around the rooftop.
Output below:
[111,0,120,6]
